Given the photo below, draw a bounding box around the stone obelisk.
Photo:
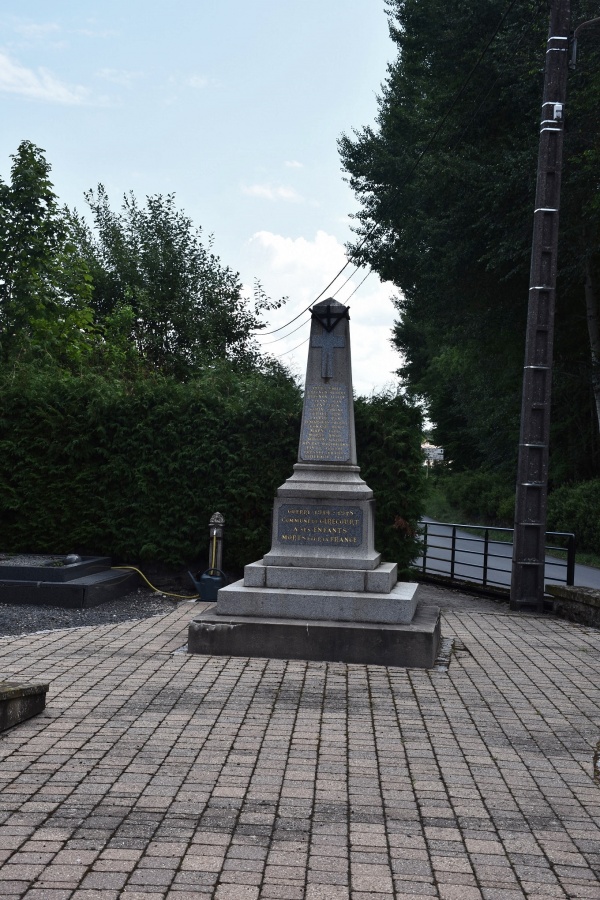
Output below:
[263,297,380,572]
[188,298,440,667]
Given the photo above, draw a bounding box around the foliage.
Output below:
[339,0,600,483]
[434,468,515,526]
[0,140,426,570]
[547,479,600,554]
[0,367,425,570]
[355,390,425,571]
[70,187,263,379]
[0,141,97,367]
[0,362,302,567]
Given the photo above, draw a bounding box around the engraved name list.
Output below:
[299,384,350,462]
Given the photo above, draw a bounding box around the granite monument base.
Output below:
[216,576,419,624]
[188,598,441,668]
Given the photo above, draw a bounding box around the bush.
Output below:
[0,368,426,571]
[547,480,600,554]
[0,362,301,567]
[355,391,425,573]
[437,469,515,525]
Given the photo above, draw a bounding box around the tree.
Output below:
[71,187,263,379]
[339,0,600,483]
[0,141,95,367]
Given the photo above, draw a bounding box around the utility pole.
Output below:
[510,0,571,612]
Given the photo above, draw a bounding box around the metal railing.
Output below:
[417,520,575,591]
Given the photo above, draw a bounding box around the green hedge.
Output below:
[437,468,515,525]
[0,367,425,570]
[0,364,301,567]
[355,392,425,572]
[547,480,600,554]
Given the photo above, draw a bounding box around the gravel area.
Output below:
[0,587,199,637]
[0,580,510,639]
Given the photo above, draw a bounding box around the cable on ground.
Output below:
[113,566,199,600]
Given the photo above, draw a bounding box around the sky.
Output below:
[0,1,401,395]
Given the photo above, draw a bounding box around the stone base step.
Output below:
[188,600,441,668]
[0,681,49,732]
[217,579,418,625]
[244,560,398,593]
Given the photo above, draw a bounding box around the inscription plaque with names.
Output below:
[277,503,363,547]
[299,384,350,462]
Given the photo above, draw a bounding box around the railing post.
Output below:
[450,526,456,580]
[566,533,575,585]
[483,528,489,587]
[422,522,428,573]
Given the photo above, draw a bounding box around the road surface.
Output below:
[416,517,600,590]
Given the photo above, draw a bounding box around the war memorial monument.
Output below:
[188,298,441,667]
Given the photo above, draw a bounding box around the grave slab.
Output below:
[0,555,138,607]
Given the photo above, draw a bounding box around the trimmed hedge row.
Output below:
[355,393,425,572]
[547,479,600,554]
[0,366,425,570]
[435,468,515,526]
[0,364,300,567]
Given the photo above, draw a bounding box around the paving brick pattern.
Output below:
[0,587,598,899]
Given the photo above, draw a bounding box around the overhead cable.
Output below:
[254,0,521,337]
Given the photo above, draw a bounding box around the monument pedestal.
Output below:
[188,602,441,668]
[188,298,441,668]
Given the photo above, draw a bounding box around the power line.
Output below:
[260,315,309,345]
[261,267,373,346]
[272,336,310,359]
[342,268,372,302]
[254,0,521,337]
[253,301,313,337]
[450,14,541,146]
[350,0,522,252]
[254,264,360,337]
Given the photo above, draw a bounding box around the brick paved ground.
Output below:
[0,585,598,899]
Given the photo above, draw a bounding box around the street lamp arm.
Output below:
[570,17,600,69]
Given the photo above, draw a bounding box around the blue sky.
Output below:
[0,1,400,393]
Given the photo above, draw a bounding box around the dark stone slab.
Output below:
[0,555,112,583]
[0,681,48,732]
[188,599,441,668]
[0,568,138,608]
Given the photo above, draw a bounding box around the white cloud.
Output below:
[166,73,209,93]
[242,183,303,203]
[247,229,401,395]
[96,67,140,88]
[13,22,61,39]
[185,75,208,89]
[0,51,89,104]
[76,28,118,38]
[284,160,303,168]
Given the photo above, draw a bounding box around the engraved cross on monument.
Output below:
[310,302,348,379]
[311,329,344,379]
